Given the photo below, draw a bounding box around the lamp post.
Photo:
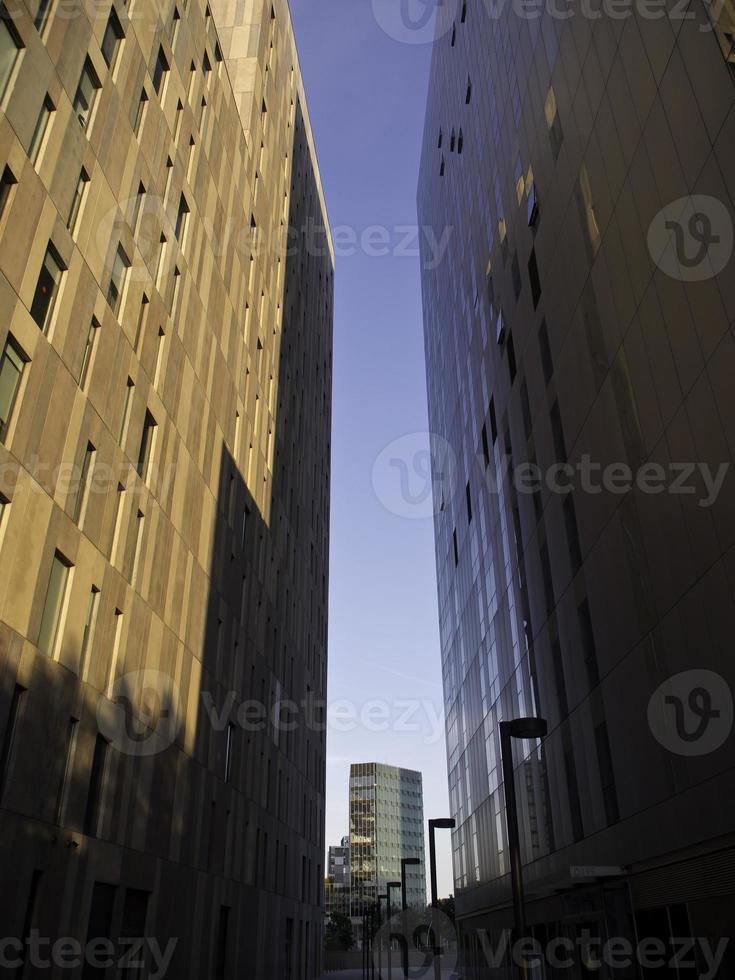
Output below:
[378,893,388,980]
[429,818,455,980]
[401,857,421,911]
[499,716,548,980]
[387,880,401,980]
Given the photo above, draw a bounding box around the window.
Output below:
[67,168,89,232]
[131,181,146,232]
[133,87,148,135]
[578,162,601,258]
[79,587,99,679]
[465,482,472,523]
[203,49,211,74]
[595,721,619,825]
[550,400,567,462]
[538,319,553,385]
[38,551,72,657]
[171,6,180,44]
[215,905,230,979]
[702,0,735,79]
[563,495,582,573]
[136,409,156,478]
[119,376,134,443]
[457,129,463,154]
[511,251,521,300]
[120,890,150,980]
[545,86,563,161]
[450,23,455,45]
[439,156,445,177]
[578,597,599,689]
[28,94,54,164]
[73,57,101,129]
[78,317,99,389]
[34,0,53,33]
[506,331,516,384]
[0,334,27,441]
[175,193,189,241]
[54,717,78,823]
[83,734,109,836]
[0,8,23,101]
[73,441,95,524]
[152,45,169,95]
[0,164,16,219]
[225,722,235,781]
[101,6,124,68]
[465,76,472,103]
[452,529,458,567]
[489,396,497,445]
[31,241,64,332]
[131,508,144,584]
[528,248,541,308]
[0,684,24,799]
[107,243,130,316]
[154,326,165,387]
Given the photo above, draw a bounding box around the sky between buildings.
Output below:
[288,0,455,898]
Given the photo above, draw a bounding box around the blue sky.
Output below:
[289,1,454,897]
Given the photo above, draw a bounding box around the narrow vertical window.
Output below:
[171,266,181,313]
[119,376,134,444]
[131,508,144,585]
[152,44,169,95]
[0,164,17,219]
[545,86,563,161]
[78,317,99,389]
[73,441,96,524]
[136,409,157,479]
[34,0,53,33]
[28,94,54,165]
[54,718,78,824]
[38,550,72,657]
[214,905,229,979]
[506,331,517,384]
[73,57,101,129]
[133,87,148,136]
[465,76,472,103]
[67,167,89,233]
[538,318,553,386]
[0,684,25,800]
[107,243,130,317]
[528,248,541,308]
[0,11,24,102]
[0,333,28,441]
[31,241,65,333]
[110,483,126,562]
[171,6,181,44]
[83,734,109,837]
[577,162,601,258]
[156,233,168,285]
[175,192,189,242]
[154,326,165,388]
[132,181,145,232]
[224,722,235,782]
[134,293,149,351]
[101,6,124,69]
[106,608,124,696]
[79,586,100,679]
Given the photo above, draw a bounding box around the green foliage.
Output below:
[325,912,355,951]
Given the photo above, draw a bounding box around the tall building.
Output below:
[0,0,332,977]
[418,0,735,971]
[325,835,350,917]
[349,763,426,920]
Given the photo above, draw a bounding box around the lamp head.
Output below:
[504,717,548,740]
[430,818,456,830]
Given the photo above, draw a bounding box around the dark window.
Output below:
[563,495,582,573]
[0,333,28,440]
[175,192,189,241]
[74,441,96,523]
[0,164,17,219]
[481,422,489,468]
[0,9,23,99]
[550,399,567,463]
[133,87,148,135]
[452,529,458,567]
[578,597,599,688]
[0,683,25,799]
[120,889,150,980]
[450,23,455,45]
[439,156,445,177]
[29,94,54,164]
[31,241,64,332]
[595,721,619,825]
[551,638,568,718]
[506,331,517,384]
[466,482,472,523]
[152,45,169,94]
[34,0,52,32]
[528,248,541,308]
[38,550,72,656]
[563,730,584,842]
[54,717,78,823]
[73,57,101,129]
[539,541,554,616]
[203,49,212,73]
[136,408,157,478]
[107,244,130,316]
[461,0,467,21]
[215,906,230,979]
[520,379,532,442]
[538,318,553,385]
[457,128,463,154]
[489,396,497,444]
[83,734,109,836]
[82,883,116,980]
[465,76,472,103]
[101,6,124,68]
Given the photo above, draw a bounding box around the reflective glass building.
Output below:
[418,0,735,971]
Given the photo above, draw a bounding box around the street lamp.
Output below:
[400,857,421,911]
[386,881,401,980]
[499,716,548,980]
[378,894,388,980]
[428,818,455,980]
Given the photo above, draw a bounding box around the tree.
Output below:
[325,912,355,951]
[437,895,455,924]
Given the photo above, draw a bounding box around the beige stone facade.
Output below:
[0,0,333,975]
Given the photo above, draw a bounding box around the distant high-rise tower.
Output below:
[0,0,332,977]
[325,836,350,916]
[418,0,735,969]
[349,763,426,919]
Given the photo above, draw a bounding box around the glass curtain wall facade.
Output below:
[349,763,427,919]
[418,0,735,971]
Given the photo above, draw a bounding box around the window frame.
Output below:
[0,332,28,442]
